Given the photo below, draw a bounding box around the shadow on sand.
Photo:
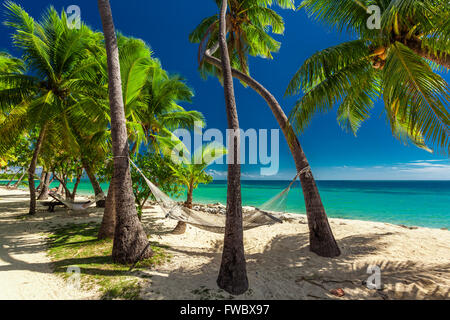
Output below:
[1,188,449,300]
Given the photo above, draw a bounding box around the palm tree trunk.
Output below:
[6,170,19,187]
[37,172,51,200]
[216,0,248,296]
[171,221,187,235]
[83,161,106,207]
[405,39,450,69]
[185,183,194,208]
[36,170,46,192]
[56,181,63,195]
[97,0,152,263]
[70,173,82,201]
[204,51,341,258]
[171,183,194,235]
[28,124,47,215]
[12,170,26,189]
[98,178,116,239]
[54,174,71,200]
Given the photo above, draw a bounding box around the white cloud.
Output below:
[206,169,227,178]
[241,172,261,179]
[315,159,450,180]
[207,159,450,180]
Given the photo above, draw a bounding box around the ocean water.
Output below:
[2,179,449,229]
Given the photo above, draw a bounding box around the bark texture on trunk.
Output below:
[171,221,187,235]
[70,173,82,201]
[98,178,116,239]
[36,171,46,192]
[54,173,79,201]
[185,183,194,208]
[216,0,248,296]
[171,183,194,235]
[405,39,450,69]
[56,182,63,195]
[84,161,106,208]
[12,170,26,189]
[28,124,47,215]
[97,0,152,263]
[6,170,19,187]
[204,50,341,258]
[37,172,51,200]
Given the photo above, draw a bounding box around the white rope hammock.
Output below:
[129,159,302,233]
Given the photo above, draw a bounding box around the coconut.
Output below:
[372,61,382,69]
[373,47,386,56]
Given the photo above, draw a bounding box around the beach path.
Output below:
[0,188,95,300]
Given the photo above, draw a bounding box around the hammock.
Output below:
[48,192,104,211]
[130,160,300,234]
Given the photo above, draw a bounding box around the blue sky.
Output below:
[1,0,449,180]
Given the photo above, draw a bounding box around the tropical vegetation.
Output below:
[190,0,341,258]
[0,1,207,265]
[0,0,448,299]
[287,0,449,154]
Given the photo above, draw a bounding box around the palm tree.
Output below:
[287,0,449,154]
[0,53,24,183]
[97,0,152,264]
[166,140,227,234]
[0,2,107,214]
[96,37,204,239]
[215,0,249,295]
[117,37,205,153]
[191,0,341,257]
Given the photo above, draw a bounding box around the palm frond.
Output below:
[383,42,450,153]
[286,39,371,96]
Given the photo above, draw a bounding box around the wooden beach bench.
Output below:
[41,193,67,212]
[41,199,66,212]
[42,192,95,212]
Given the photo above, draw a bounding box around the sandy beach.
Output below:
[0,186,449,300]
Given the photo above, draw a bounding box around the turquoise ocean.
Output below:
[2,179,449,229]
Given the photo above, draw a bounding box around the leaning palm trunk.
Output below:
[84,161,106,208]
[171,182,194,235]
[56,182,63,195]
[97,0,152,263]
[54,173,82,202]
[405,38,450,69]
[36,171,46,192]
[37,172,51,200]
[12,170,26,189]
[204,53,341,257]
[171,221,187,235]
[28,124,48,215]
[216,0,249,295]
[6,170,19,187]
[98,178,116,239]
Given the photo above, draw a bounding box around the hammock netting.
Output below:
[47,192,105,211]
[131,160,298,234]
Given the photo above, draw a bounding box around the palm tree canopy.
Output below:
[287,0,450,154]
[0,1,104,154]
[0,2,205,160]
[113,36,205,152]
[190,0,295,78]
[167,139,228,189]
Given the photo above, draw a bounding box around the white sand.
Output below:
[0,187,98,300]
[1,186,449,300]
